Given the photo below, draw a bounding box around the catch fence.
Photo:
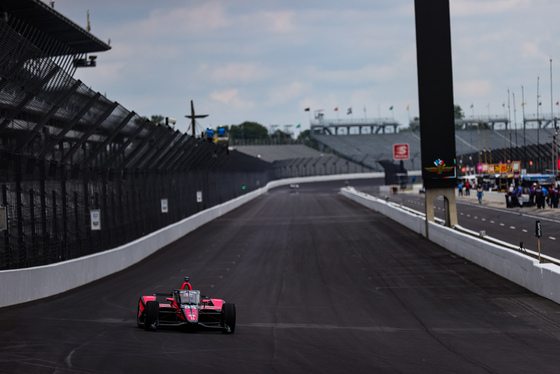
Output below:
[0,16,272,270]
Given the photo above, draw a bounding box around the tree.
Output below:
[229,121,269,140]
[270,129,291,143]
[151,114,165,124]
[454,105,465,130]
[297,129,319,149]
[404,117,420,132]
[410,106,464,131]
[140,114,169,127]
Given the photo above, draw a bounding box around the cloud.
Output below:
[455,79,492,97]
[209,63,270,84]
[54,0,560,131]
[138,2,229,37]
[521,41,551,62]
[268,82,306,105]
[450,0,531,16]
[74,60,127,86]
[210,88,253,109]
[259,11,295,33]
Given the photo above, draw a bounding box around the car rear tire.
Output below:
[144,301,159,331]
[222,303,236,334]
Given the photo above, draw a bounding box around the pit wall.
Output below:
[0,173,383,308]
[341,187,560,305]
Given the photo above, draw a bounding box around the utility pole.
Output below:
[185,100,208,138]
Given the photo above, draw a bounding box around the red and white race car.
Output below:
[137,277,236,333]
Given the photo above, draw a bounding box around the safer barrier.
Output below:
[341,187,560,305]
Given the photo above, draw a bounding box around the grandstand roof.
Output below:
[0,0,111,54]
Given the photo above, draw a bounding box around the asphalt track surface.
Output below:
[1,180,560,373]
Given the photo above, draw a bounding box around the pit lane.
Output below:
[1,180,559,373]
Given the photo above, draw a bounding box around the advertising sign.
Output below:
[90,209,101,231]
[393,143,410,160]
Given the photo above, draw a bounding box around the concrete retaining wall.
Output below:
[341,187,560,305]
[0,173,382,308]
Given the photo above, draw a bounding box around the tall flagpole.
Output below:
[551,57,558,176]
[537,76,541,172]
[506,89,510,163]
[513,92,518,154]
[522,85,527,169]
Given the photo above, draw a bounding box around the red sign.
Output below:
[393,143,409,160]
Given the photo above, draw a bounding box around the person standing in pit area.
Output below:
[551,184,559,208]
[517,185,523,207]
[476,184,483,204]
[535,183,547,209]
[529,184,536,206]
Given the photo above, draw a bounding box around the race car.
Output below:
[136,277,236,333]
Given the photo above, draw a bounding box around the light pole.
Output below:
[537,77,541,172]
[522,85,527,169]
[551,58,558,176]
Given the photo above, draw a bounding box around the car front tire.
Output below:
[222,302,236,334]
[144,301,159,331]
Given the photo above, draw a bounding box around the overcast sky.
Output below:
[46,0,560,136]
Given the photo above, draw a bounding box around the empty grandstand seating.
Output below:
[312,128,558,173]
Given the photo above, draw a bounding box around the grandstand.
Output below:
[312,128,560,174]
[235,144,323,162]
[234,126,560,179]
